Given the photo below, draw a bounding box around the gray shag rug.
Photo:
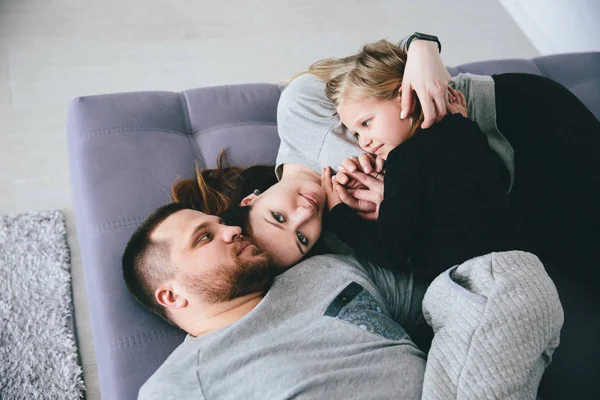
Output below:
[0,211,85,400]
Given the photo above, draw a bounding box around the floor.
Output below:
[0,1,538,398]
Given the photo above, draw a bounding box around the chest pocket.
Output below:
[325,282,408,341]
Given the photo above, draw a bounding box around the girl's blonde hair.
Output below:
[293,39,424,134]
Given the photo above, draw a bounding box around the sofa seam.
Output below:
[79,121,277,140]
[178,92,193,135]
[108,331,183,350]
[180,91,205,167]
[531,59,546,76]
[193,121,277,136]
[94,217,146,232]
[107,329,175,346]
[80,126,188,139]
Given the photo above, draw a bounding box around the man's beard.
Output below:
[182,246,276,304]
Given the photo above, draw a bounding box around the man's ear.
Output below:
[239,193,258,207]
[155,283,188,310]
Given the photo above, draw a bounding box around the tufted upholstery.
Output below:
[67,53,600,400]
[67,85,282,400]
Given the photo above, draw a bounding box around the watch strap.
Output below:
[405,32,442,53]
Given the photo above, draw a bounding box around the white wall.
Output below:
[499,0,600,54]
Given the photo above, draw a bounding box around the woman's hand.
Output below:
[401,40,451,129]
[446,87,467,117]
[321,167,343,211]
[336,169,384,221]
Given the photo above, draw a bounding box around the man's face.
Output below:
[151,209,274,304]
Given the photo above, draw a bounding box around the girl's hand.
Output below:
[446,87,467,117]
[338,153,385,176]
[401,39,452,129]
[335,153,385,186]
[337,170,384,221]
[321,167,343,211]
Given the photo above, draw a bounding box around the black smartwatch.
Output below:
[406,32,442,53]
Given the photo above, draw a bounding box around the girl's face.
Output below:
[337,95,412,159]
[241,176,326,268]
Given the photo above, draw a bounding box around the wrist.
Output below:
[328,199,343,211]
[406,32,442,54]
[398,34,411,52]
[407,39,439,54]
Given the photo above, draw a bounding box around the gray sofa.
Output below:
[67,53,600,400]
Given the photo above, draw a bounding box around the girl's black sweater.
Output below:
[327,113,522,282]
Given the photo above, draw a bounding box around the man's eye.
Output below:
[198,232,212,243]
[297,232,308,246]
[272,212,285,223]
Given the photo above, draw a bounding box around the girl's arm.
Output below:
[401,37,451,129]
[323,158,425,271]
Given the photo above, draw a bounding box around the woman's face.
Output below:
[243,176,326,268]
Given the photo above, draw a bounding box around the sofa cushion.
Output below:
[67,53,600,400]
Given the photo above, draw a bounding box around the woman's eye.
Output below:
[354,132,360,139]
[272,212,285,223]
[297,232,308,246]
[362,119,370,128]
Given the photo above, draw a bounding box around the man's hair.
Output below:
[122,202,192,324]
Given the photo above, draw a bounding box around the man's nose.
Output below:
[221,224,242,242]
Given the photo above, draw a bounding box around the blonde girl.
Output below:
[316,40,521,281]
